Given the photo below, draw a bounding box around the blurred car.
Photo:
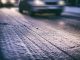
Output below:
[19,0,65,16]
[0,1,3,7]
[0,0,16,7]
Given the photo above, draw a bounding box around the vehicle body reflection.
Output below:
[19,0,65,16]
[0,0,16,7]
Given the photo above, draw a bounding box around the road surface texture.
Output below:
[0,8,80,60]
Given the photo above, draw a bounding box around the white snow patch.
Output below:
[64,7,80,14]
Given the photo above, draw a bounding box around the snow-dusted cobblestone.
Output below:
[0,8,80,60]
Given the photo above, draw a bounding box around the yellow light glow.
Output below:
[1,0,7,4]
[34,0,45,6]
[58,1,65,5]
[10,0,15,3]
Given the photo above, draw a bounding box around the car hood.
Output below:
[28,0,60,5]
[29,0,59,2]
[44,0,59,2]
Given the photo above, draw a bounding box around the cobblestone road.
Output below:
[0,8,80,60]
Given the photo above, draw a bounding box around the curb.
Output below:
[62,12,80,20]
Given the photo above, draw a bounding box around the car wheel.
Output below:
[28,10,36,17]
[0,3,3,7]
[19,7,23,13]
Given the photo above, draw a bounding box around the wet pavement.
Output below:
[0,8,80,60]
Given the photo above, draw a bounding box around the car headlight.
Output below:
[1,0,7,4]
[33,0,45,6]
[58,0,65,6]
[10,0,15,4]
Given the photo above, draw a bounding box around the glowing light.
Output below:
[33,0,45,6]
[1,0,7,4]
[10,0,15,3]
[58,1,65,6]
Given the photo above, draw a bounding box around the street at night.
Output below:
[0,7,80,60]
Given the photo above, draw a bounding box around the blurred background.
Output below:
[0,0,80,7]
